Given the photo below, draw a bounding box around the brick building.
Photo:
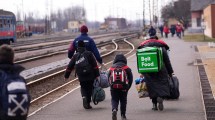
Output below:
[203,2,215,38]
[104,18,127,30]
[191,0,215,28]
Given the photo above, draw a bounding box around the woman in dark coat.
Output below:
[138,38,174,111]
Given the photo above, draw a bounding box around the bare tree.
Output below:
[161,0,191,27]
[19,5,86,32]
[25,12,35,23]
[64,6,86,21]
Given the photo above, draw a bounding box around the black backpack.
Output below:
[75,51,93,76]
[0,70,30,120]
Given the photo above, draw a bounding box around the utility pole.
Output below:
[50,0,53,33]
[82,0,85,22]
[153,0,158,27]
[149,0,152,25]
[143,0,145,30]
[152,0,154,25]
[94,3,97,31]
[22,0,25,37]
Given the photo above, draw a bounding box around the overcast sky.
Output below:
[0,0,172,22]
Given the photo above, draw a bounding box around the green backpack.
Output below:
[92,80,105,105]
[136,47,163,73]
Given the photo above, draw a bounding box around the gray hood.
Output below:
[0,64,25,74]
[113,54,127,64]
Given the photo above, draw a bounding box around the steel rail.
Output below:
[15,41,114,64]
[29,36,135,104]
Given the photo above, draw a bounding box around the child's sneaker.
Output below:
[112,109,117,120]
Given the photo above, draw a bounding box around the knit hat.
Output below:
[80,25,88,33]
[0,45,14,64]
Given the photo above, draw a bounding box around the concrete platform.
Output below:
[28,37,206,120]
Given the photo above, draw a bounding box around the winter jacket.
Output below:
[176,25,182,33]
[139,39,170,50]
[159,26,164,32]
[0,64,25,75]
[138,39,174,98]
[170,26,176,34]
[65,48,100,82]
[148,27,157,37]
[0,64,26,118]
[68,33,103,64]
[107,54,133,91]
[163,26,169,33]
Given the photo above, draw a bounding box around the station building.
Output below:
[203,2,215,38]
[190,0,215,32]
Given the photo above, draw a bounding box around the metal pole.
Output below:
[203,29,205,41]
[149,0,152,25]
[82,0,85,21]
[143,0,145,30]
[22,0,25,37]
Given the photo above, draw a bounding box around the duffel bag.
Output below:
[92,80,106,105]
[168,76,180,99]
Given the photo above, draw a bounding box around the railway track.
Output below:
[14,33,137,64]
[12,32,116,47]
[28,36,136,116]
[13,34,116,53]
[15,34,136,70]
[13,31,135,49]
[15,40,115,64]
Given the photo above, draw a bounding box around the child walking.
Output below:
[107,54,133,120]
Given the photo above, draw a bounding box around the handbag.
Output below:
[137,82,149,98]
[98,65,110,88]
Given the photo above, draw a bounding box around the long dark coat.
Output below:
[138,40,174,98]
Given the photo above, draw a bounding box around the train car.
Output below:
[16,21,33,38]
[0,9,16,45]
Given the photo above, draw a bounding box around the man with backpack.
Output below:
[138,36,174,111]
[68,25,103,66]
[148,26,157,37]
[107,54,133,120]
[64,40,100,109]
[0,45,30,120]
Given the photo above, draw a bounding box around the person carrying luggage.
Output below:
[107,54,133,120]
[138,37,174,111]
[68,25,104,66]
[0,45,30,120]
[64,40,100,109]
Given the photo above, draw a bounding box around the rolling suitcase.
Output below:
[168,76,180,99]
